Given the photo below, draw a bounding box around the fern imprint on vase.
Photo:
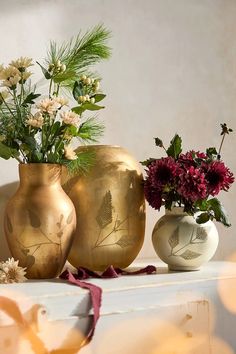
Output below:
[6,210,74,268]
[168,225,209,260]
[93,190,135,249]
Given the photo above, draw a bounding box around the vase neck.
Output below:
[19,164,62,187]
[165,207,188,216]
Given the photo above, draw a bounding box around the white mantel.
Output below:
[1,261,236,353]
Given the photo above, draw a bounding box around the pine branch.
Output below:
[65,149,95,175]
[46,24,111,87]
[77,116,104,143]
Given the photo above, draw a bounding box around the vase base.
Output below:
[168,265,200,271]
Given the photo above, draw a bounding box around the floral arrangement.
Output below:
[142,124,234,226]
[0,258,27,283]
[0,25,111,173]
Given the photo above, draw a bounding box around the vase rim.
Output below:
[165,206,188,215]
[19,163,62,166]
[78,144,121,149]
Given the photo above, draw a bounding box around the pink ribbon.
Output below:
[59,265,157,346]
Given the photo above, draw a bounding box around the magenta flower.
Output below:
[205,160,235,196]
[178,166,207,202]
[147,157,178,189]
[144,180,162,210]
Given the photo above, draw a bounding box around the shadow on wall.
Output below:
[0,182,19,260]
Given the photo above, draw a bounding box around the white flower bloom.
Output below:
[21,71,32,82]
[0,66,20,80]
[54,96,69,107]
[2,75,21,88]
[27,112,44,128]
[61,110,79,126]
[0,258,27,283]
[0,66,21,88]
[64,145,77,160]
[10,56,33,70]
[36,98,59,115]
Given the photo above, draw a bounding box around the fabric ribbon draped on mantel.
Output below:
[0,265,156,353]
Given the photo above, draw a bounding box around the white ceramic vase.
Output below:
[152,207,219,271]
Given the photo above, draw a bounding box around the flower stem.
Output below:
[218,133,225,156]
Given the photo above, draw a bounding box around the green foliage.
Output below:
[140,158,156,167]
[36,61,51,79]
[0,24,110,173]
[22,93,41,106]
[196,212,211,224]
[206,147,217,159]
[73,81,84,100]
[92,94,106,103]
[166,134,182,159]
[207,198,231,227]
[77,117,104,143]
[0,142,19,160]
[154,137,163,148]
[65,149,96,175]
[45,24,111,87]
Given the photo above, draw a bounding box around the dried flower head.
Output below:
[0,258,27,283]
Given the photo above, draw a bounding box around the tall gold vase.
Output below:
[4,164,76,279]
[63,145,146,271]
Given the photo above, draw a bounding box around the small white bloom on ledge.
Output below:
[0,258,27,284]
[64,145,77,160]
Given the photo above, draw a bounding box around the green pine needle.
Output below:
[65,148,96,175]
[46,24,111,87]
[78,116,104,143]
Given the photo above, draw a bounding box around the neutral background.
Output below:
[0,0,235,262]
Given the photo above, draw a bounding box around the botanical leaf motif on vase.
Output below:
[116,235,135,248]
[56,214,64,229]
[179,249,201,260]
[168,226,179,248]
[25,255,35,268]
[66,211,74,225]
[195,227,208,241]
[96,190,113,229]
[28,210,41,228]
[6,214,13,234]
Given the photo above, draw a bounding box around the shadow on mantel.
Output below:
[0,182,19,260]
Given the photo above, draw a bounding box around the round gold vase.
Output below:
[63,145,146,271]
[4,164,76,279]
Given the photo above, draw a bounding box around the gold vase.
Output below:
[62,145,145,271]
[4,164,76,279]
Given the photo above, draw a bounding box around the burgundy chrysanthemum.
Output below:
[196,151,207,159]
[177,166,207,202]
[144,179,163,210]
[147,157,178,188]
[205,160,234,196]
[178,151,207,167]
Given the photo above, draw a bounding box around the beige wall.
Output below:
[0,0,235,261]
